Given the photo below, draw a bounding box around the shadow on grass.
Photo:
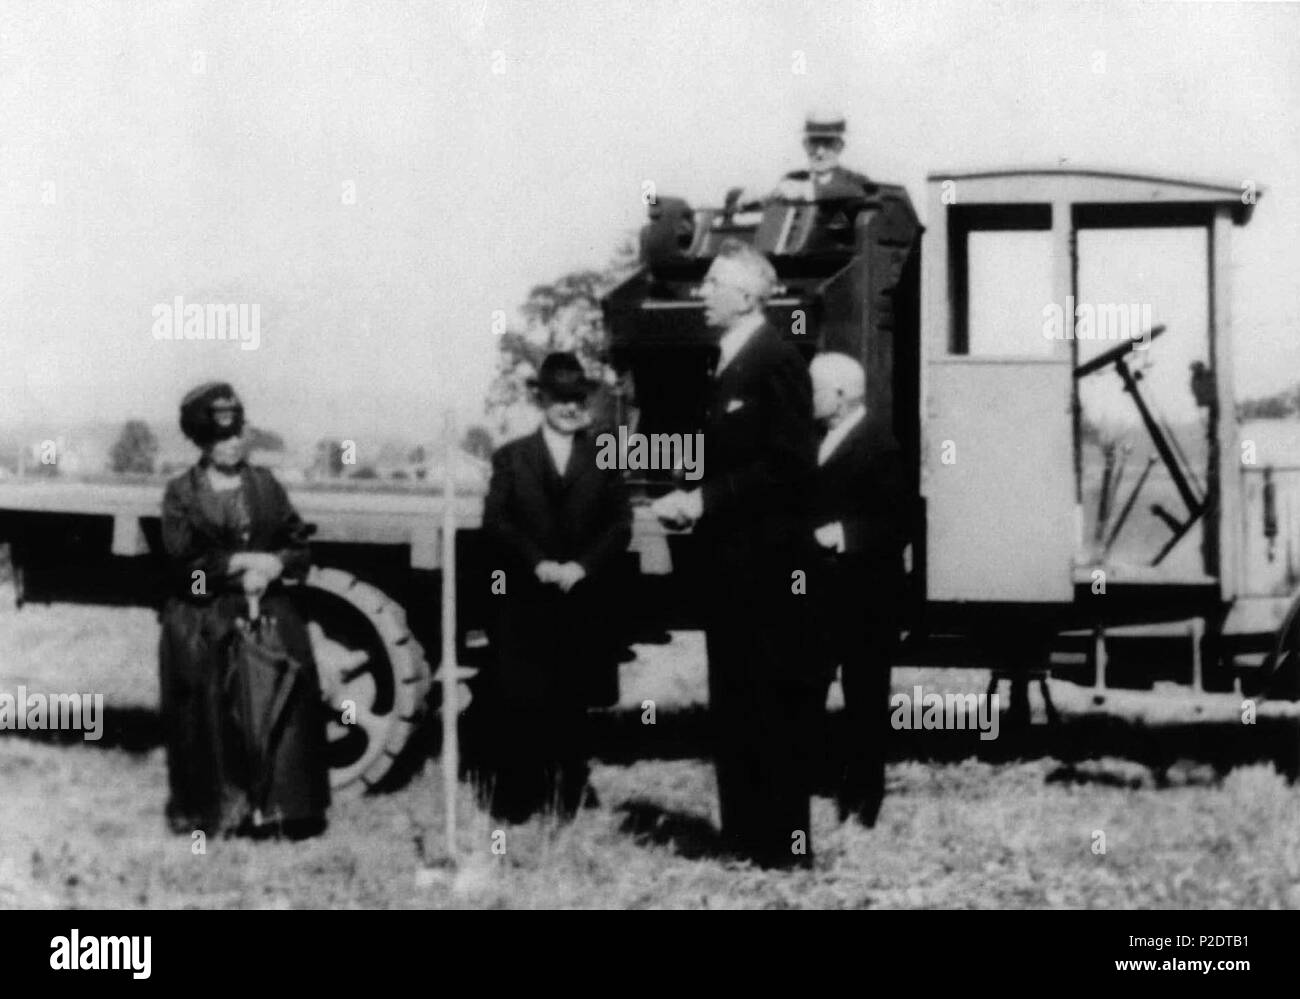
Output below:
[3,685,1296,791]
[1043,761,1156,789]
[584,701,1299,786]
[0,705,161,752]
[615,798,727,860]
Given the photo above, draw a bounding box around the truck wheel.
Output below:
[295,566,433,795]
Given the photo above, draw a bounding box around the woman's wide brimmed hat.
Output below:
[526,352,598,401]
[180,381,245,444]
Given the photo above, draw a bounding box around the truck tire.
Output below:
[295,566,433,795]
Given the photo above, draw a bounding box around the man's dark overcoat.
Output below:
[479,427,631,819]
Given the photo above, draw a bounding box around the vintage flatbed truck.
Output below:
[607,167,1299,724]
[2,166,1297,793]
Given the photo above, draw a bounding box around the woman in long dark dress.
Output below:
[159,382,329,838]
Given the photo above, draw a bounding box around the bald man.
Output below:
[810,352,910,827]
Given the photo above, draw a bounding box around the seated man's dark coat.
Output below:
[779,164,875,201]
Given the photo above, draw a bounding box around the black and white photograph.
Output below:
[0,0,1298,935]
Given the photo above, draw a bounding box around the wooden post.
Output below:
[440,410,459,864]
[1209,206,1240,602]
[1092,625,1107,692]
[1190,617,1204,691]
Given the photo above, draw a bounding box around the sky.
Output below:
[1,0,1297,448]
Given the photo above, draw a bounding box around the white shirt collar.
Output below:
[714,311,766,376]
[818,405,866,465]
[540,423,573,475]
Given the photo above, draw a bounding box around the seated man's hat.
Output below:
[804,110,847,140]
[526,352,598,401]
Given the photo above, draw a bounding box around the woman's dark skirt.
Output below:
[158,590,330,837]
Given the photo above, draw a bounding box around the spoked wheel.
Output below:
[294,567,432,795]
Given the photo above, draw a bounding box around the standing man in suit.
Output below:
[652,238,822,869]
[809,352,910,827]
[480,352,632,823]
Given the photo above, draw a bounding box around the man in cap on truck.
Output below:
[735,111,876,210]
[774,111,875,201]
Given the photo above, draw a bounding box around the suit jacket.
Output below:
[812,416,910,568]
[697,321,818,569]
[482,428,632,700]
[483,428,631,578]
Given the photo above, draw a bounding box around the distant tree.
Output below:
[315,439,344,477]
[1237,380,1300,421]
[109,420,159,474]
[408,444,427,464]
[1240,397,1292,420]
[245,425,286,452]
[486,238,639,439]
[461,425,494,460]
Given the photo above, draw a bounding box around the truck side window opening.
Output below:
[1075,227,1211,572]
[965,230,1056,357]
[947,203,1053,356]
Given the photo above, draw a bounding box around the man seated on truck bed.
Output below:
[734,111,875,210]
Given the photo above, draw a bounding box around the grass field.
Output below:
[1,599,1298,909]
